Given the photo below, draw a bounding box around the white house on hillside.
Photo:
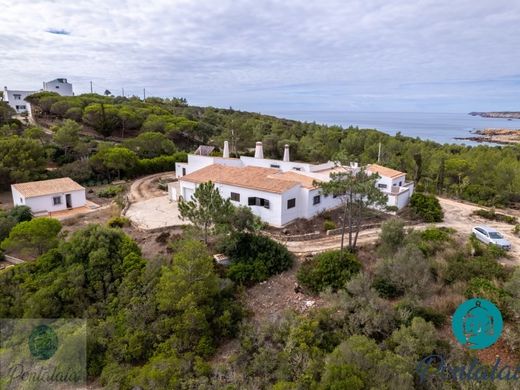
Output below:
[170,141,414,227]
[3,78,74,114]
[42,78,73,96]
[11,177,86,216]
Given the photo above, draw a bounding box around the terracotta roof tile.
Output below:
[12,177,85,198]
[366,164,405,179]
[180,164,306,193]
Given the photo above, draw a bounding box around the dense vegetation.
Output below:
[1,91,520,207]
[2,93,520,388]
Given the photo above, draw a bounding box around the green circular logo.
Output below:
[452,298,503,350]
[28,324,58,360]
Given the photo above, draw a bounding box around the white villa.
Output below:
[11,177,86,216]
[170,141,414,227]
[3,78,74,114]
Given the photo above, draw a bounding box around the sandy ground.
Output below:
[283,197,520,265]
[125,172,188,230]
[127,171,176,202]
[125,195,188,230]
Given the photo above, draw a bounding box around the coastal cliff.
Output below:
[469,111,520,119]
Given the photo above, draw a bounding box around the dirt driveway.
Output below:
[125,172,187,230]
[283,197,520,265]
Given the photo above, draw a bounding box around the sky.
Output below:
[1,0,519,113]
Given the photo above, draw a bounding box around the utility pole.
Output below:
[122,88,125,97]
[90,81,93,93]
[377,142,382,163]
[143,88,146,100]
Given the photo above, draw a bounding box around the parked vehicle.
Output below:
[472,226,511,250]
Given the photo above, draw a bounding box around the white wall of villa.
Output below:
[171,141,414,227]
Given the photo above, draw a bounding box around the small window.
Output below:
[230,192,240,202]
[313,195,321,205]
[292,167,302,171]
[14,94,21,100]
[399,181,402,186]
[270,164,280,168]
[378,184,387,189]
[248,197,269,209]
[20,197,23,204]
[287,198,296,209]
[53,196,62,205]
[56,86,60,89]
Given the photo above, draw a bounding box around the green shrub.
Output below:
[107,216,130,228]
[385,205,399,212]
[396,302,446,328]
[465,277,506,305]
[373,277,403,299]
[136,152,188,175]
[225,233,293,285]
[97,185,124,198]
[472,209,518,225]
[323,220,336,231]
[514,224,520,237]
[297,250,361,294]
[444,252,508,284]
[409,193,443,222]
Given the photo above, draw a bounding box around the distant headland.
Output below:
[469,111,520,119]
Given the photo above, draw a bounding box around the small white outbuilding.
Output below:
[11,177,86,216]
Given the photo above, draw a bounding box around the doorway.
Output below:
[66,194,72,208]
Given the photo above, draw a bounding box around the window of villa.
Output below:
[53,196,62,205]
[292,167,302,171]
[270,164,280,168]
[287,198,296,209]
[14,94,21,100]
[230,192,240,202]
[378,184,387,189]
[248,197,270,209]
[313,195,321,205]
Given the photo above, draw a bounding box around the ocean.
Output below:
[266,111,520,146]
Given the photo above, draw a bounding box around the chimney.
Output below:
[254,141,264,159]
[283,144,290,162]
[223,140,230,158]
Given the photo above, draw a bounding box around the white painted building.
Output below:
[2,88,35,114]
[11,177,86,216]
[170,141,414,227]
[3,78,74,114]
[42,78,73,96]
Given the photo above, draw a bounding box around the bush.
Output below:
[385,205,399,212]
[395,302,446,328]
[464,277,506,308]
[97,185,124,198]
[409,193,443,222]
[107,216,130,228]
[297,250,361,294]
[513,224,520,237]
[444,252,508,284]
[225,233,293,285]
[136,152,188,175]
[472,209,518,225]
[323,220,336,231]
[373,277,403,299]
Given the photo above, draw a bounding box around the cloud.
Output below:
[0,0,519,112]
[46,28,70,35]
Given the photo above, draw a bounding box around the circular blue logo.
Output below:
[452,298,503,350]
[28,324,58,360]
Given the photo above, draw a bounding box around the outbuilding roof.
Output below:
[180,164,317,193]
[12,177,85,198]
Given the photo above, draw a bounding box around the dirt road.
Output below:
[127,171,176,203]
[282,197,520,264]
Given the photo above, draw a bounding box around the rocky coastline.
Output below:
[455,128,520,144]
[469,111,520,119]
